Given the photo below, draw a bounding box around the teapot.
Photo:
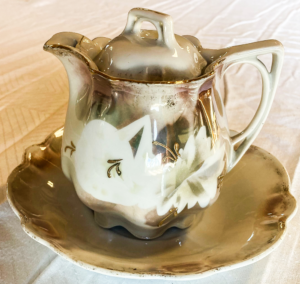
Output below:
[44,8,283,239]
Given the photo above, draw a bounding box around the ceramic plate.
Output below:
[7,127,297,280]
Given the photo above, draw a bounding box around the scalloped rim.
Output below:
[43,43,218,85]
[6,129,297,280]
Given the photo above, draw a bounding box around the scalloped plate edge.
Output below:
[6,128,298,280]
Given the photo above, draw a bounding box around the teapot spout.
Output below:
[44,32,111,70]
[44,32,111,180]
[44,33,112,129]
[44,32,103,133]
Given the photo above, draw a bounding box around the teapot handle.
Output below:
[223,40,284,171]
[123,8,179,50]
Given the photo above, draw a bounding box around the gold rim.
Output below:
[44,43,220,85]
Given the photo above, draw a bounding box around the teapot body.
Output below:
[57,49,229,239]
[44,8,283,239]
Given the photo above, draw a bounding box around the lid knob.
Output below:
[123,8,179,50]
[94,8,207,82]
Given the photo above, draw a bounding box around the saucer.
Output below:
[7,127,296,280]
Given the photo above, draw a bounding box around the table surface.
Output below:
[1,0,300,283]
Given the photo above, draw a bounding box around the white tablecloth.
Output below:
[1,0,300,283]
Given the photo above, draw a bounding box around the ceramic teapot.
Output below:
[44,8,283,239]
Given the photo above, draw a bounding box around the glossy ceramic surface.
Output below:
[7,128,296,280]
[95,8,207,81]
[43,8,284,238]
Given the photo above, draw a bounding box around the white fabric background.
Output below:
[1,0,300,283]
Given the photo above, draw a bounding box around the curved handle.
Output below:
[224,40,284,171]
[123,8,178,49]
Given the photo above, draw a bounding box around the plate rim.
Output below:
[6,127,298,280]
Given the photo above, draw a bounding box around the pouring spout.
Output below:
[44,32,96,125]
[44,32,111,180]
[44,32,111,71]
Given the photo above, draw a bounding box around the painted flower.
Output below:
[74,115,225,216]
[74,115,162,209]
[156,126,225,215]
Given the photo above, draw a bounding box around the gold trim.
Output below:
[107,159,122,163]
[158,208,178,227]
[198,88,218,147]
[107,159,123,178]
[44,44,219,85]
[152,141,180,163]
[218,174,224,182]
[174,142,181,157]
[64,141,76,156]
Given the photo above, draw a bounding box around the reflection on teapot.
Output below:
[44,8,283,239]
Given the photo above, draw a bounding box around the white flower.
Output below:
[74,115,225,216]
[156,126,225,215]
[74,115,161,209]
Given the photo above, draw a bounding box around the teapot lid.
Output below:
[94,8,207,82]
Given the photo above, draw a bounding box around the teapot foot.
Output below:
[93,210,203,239]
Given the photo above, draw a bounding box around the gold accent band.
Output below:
[158,208,178,227]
